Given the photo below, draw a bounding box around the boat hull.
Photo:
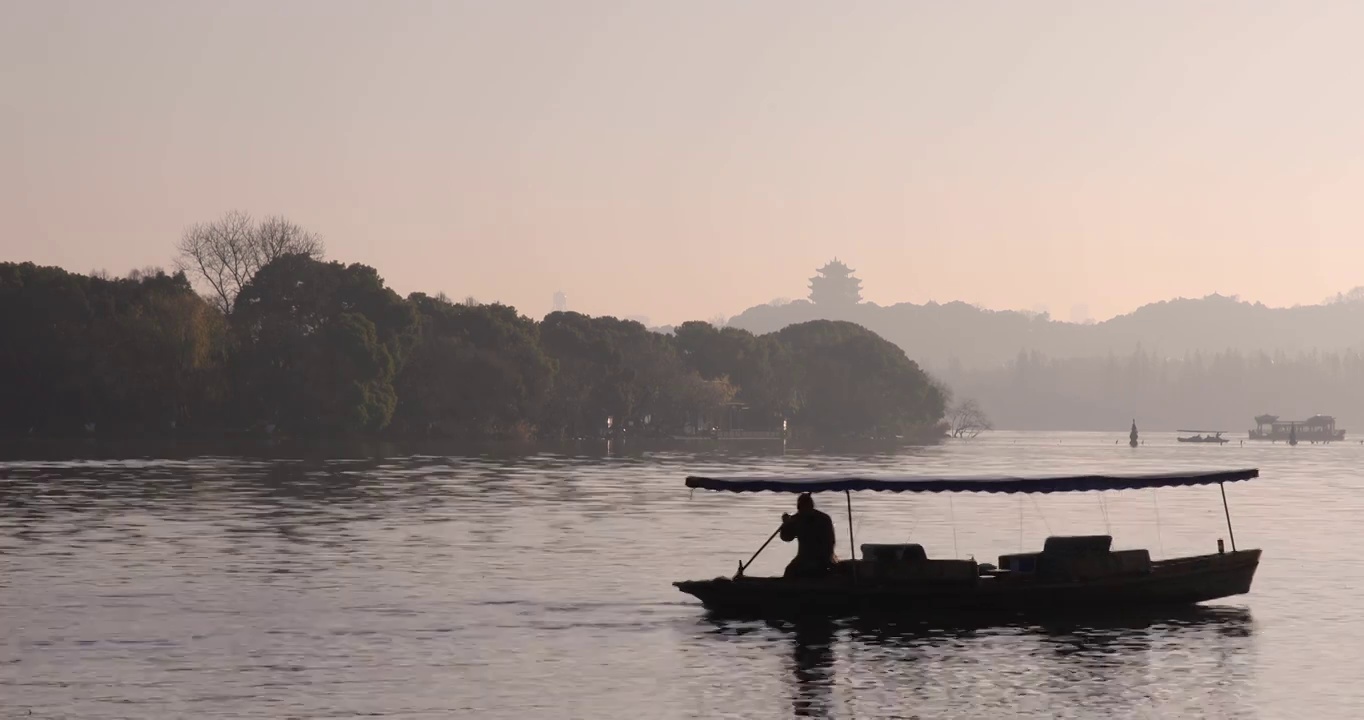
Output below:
[675,550,1259,620]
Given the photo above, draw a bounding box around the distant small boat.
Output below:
[1178,430,1229,444]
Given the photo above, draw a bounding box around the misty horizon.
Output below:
[8,2,1364,325]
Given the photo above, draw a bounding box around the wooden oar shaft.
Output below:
[737,524,783,577]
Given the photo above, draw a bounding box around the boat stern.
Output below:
[1225,548,1262,596]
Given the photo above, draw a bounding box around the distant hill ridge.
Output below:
[726,292,1364,370]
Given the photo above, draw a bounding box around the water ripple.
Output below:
[0,433,1359,717]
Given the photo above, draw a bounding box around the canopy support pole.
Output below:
[949,496,959,558]
[1152,489,1165,559]
[845,490,857,583]
[1219,481,1237,552]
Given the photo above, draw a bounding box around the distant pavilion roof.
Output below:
[815,258,855,274]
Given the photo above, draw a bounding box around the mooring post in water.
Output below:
[1219,481,1237,552]
[845,489,858,583]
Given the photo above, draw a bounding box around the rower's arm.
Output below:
[779,516,799,542]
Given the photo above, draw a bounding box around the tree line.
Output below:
[0,219,947,443]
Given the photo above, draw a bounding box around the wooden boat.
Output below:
[674,469,1260,620]
[1177,430,1229,444]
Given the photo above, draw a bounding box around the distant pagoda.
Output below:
[809,258,863,306]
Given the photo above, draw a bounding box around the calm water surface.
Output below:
[1,432,1361,718]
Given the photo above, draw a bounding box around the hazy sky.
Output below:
[5,1,1363,324]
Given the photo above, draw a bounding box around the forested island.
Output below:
[0,225,948,444]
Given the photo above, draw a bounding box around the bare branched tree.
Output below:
[948,398,993,439]
[175,210,324,314]
[254,215,324,267]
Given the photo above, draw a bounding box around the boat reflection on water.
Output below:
[691,614,842,717]
[1032,604,1253,643]
[695,606,1254,719]
[789,618,837,718]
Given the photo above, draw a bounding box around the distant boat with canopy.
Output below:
[1178,430,1229,444]
[674,469,1261,620]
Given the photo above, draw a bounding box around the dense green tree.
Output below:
[96,273,226,432]
[0,263,96,435]
[229,254,416,435]
[539,313,666,436]
[0,263,225,436]
[777,320,946,439]
[392,295,554,440]
[539,313,725,437]
[673,321,793,422]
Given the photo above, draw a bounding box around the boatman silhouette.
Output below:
[780,493,837,578]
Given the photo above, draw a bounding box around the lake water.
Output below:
[1,431,1361,718]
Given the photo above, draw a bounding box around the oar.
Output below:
[734,523,784,579]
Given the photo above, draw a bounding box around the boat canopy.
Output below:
[685,468,1258,494]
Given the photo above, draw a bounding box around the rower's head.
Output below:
[796,493,814,512]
